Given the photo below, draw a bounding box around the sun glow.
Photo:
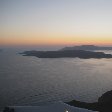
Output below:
[1,34,112,46]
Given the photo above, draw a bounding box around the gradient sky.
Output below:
[0,0,112,47]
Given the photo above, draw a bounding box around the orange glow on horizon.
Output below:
[0,35,112,46]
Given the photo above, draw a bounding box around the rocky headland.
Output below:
[66,90,112,112]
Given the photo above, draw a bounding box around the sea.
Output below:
[0,49,112,110]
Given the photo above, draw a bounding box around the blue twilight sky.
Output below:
[0,0,112,47]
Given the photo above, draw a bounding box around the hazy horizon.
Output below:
[1,44,112,52]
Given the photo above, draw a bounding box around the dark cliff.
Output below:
[66,90,112,112]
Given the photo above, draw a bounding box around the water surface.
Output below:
[0,50,112,109]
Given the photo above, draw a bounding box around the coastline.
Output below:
[66,90,112,112]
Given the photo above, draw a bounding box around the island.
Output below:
[66,90,112,112]
[21,50,112,59]
[60,45,112,51]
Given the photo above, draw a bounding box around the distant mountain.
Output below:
[21,50,112,59]
[60,45,112,51]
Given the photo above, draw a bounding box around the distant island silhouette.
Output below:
[66,90,112,112]
[21,45,112,59]
[60,45,112,51]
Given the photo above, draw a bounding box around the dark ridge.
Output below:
[66,90,112,112]
[60,45,112,51]
[21,50,112,59]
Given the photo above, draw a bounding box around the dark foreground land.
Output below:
[66,90,112,112]
[3,90,112,112]
[21,50,112,59]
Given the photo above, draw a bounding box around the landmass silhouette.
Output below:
[66,90,112,112]
[21,47,112,59]
[60,45,112,51]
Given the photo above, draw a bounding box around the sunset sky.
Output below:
[0,0,112,48]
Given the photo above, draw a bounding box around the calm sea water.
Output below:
[0,50,112,109]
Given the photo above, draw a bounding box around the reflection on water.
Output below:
[0,50,112,109]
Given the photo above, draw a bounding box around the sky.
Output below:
[0,0,112,48]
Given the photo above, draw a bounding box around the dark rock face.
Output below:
[98,90,112,103]
[66,90,112,112]
[97,90,112,112]
[21,50,112,59]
